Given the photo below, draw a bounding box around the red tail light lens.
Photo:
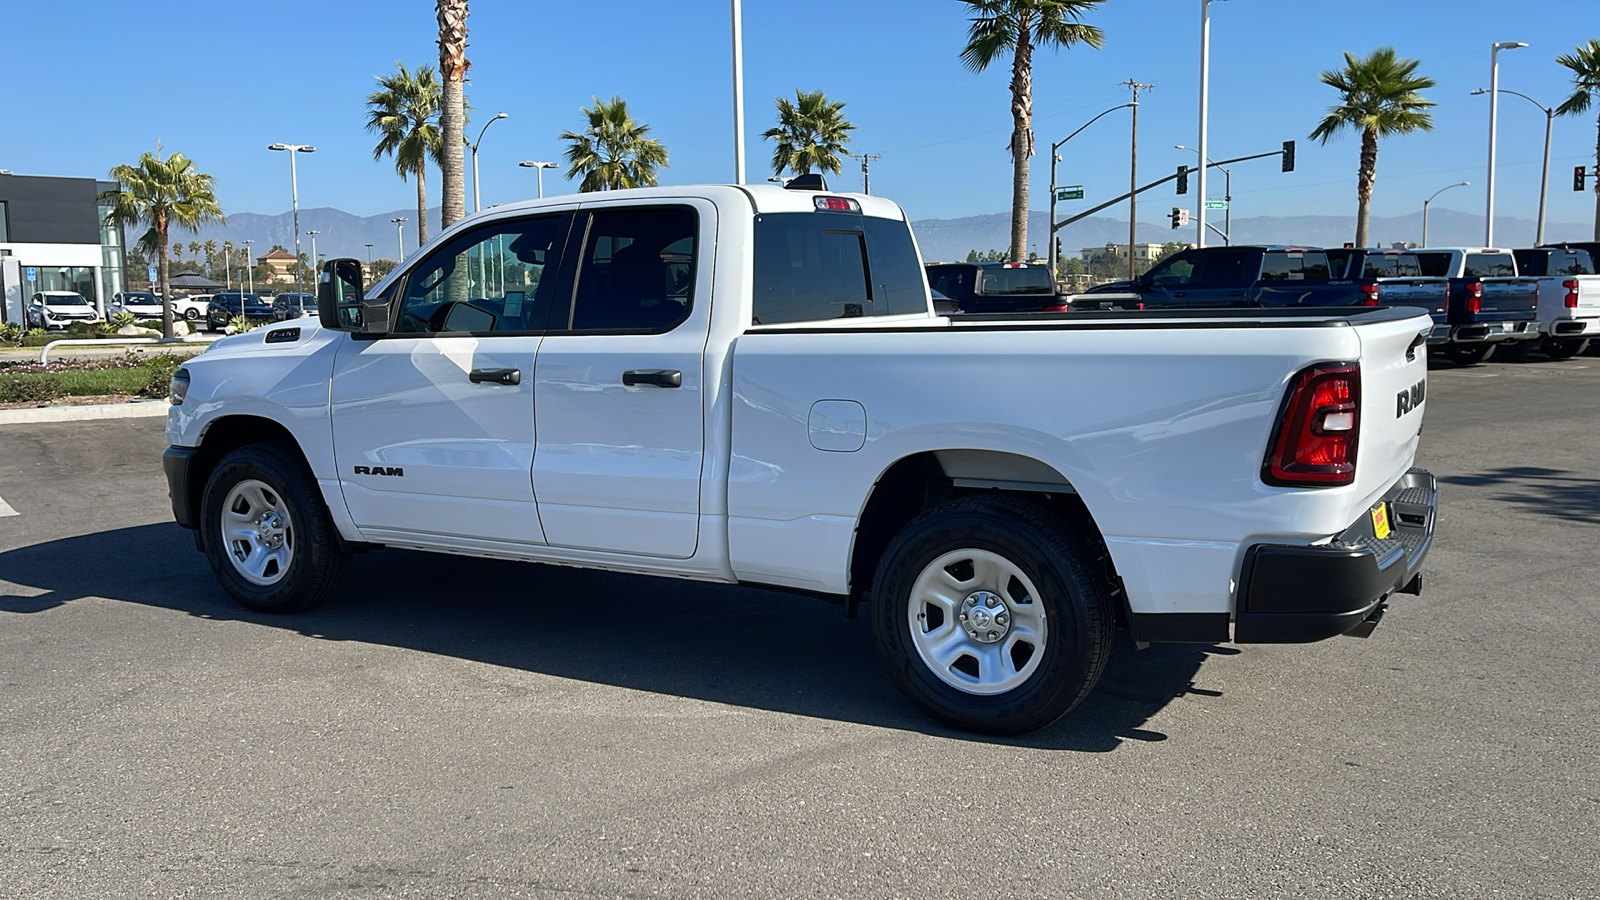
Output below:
[1564,279,1579,309]
[1464,280,1482,314]
[1359,282,1380,307]
[1263,363,1360,487]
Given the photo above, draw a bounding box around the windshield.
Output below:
[976,266,1053,295]
[47,294,89,306]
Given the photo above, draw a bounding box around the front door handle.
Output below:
[469,367,521,385]
[623,369,682,388]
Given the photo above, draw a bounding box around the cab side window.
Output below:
[562,206,698,333]
[395,213,573,334]
[1145,254,1200,286]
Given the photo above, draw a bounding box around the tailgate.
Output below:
[1478,278,1538,316]
[1375,279,1447,315]
[1352,310,1431,503]
[1577,276,1600,313]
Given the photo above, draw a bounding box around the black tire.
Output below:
[1444,343,1494,365]
[1542,337,1588,359]
[184,307,199,321]
[1493,340,1534,362]
[871,494,1115,735]
[199,442,349,613]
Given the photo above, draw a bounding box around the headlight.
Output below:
[169,367,191,406]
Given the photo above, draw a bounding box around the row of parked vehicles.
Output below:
[24,290,320,331]
[926,241,1600,364]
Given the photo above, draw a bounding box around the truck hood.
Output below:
[201,319,329,359]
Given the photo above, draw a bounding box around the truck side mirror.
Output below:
[318,258,389,334]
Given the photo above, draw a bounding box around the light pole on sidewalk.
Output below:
[1422,181,1470,247]
[470,112,509,212]
[391,217,408,261]
[518,161,559,198]
[1047,102,1134,282]
[268,143,315,297]
[1473,86,1552,244]
[1484,41,1528,246]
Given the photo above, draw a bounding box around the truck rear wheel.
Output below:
[1542,337,1588,359]
[199,442,349,614]
[871,495,1114,735]
[1443,343,1494,365]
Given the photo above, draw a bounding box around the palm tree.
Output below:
[366,62,444,245]
[959,0,1105,263]
[1309,47,1435,249]
[436,0,469,231]
[203,239,219,279]
[1556,39,1600,240]
[763,89,856,178]
[187,240,200,262]
[559,96,670,192]
[172,243,183,262]
[100,147,224,338]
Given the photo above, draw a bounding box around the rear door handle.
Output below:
[469,367,521,385]
[623,369,682,388]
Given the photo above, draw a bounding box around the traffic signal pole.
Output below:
[1052,147,1287,237]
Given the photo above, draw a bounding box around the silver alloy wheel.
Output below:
[220,478,295,586]
[907,548,1048,695]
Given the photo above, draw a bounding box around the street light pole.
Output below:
[1047,102,1135,282]
[1485,41,1528,247]
[732,0,746,184]
[307,230,320,283]
[364,243,374,265]
[470,112,509,212]
[268,143,316,299]
[242,239,253,295]
[1197,0,1224,248]
[1422,181,1470,247]
[391,217,408,261]
[518,161,559,198]
[1473,87,1552,244]
[1176,145,1231,244]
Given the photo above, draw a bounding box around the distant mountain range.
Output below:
[179,204,1592,267]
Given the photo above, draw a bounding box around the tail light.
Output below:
[1359,282,1380,307]
[1464,280,1482,314]
[1564,279,1579,309]
[1263,363,1360,487]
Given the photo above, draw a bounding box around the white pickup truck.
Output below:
[162,182,1437,734]
[1511,245,1600,358]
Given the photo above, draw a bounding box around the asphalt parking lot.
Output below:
[1,356,1596,899]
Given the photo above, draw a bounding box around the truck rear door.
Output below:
[531,200,713,560]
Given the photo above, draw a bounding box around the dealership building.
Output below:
[0,172,126,324]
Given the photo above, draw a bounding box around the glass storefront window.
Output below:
[29,266,97,299]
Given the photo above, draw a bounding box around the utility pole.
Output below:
[1122,79,1154,280]
[855,152,882,195]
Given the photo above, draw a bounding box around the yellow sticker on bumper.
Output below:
[1371,503,1392,541]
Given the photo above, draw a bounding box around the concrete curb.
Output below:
[0,401,169,425]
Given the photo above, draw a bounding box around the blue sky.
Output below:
[7,0,1598,233]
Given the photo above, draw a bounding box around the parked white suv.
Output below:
[27,291,100,329]
[168,294,212,322]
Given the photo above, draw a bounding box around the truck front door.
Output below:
[330,210,575,544]
[532,201,712,560]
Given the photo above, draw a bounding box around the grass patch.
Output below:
[0,353,184,404]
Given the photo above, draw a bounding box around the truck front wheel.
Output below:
[871,495,1114,735]
[199,442,349,614]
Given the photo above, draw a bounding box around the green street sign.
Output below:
[1204,199,1228,210]
[1057,186,1085,201]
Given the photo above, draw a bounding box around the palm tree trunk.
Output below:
[1355,126,1378,249]
[437,0,469,231]
[1008,19,1034,263]
[157,215,173,340]
[415,160,430,247]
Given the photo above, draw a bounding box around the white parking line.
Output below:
[0,495,16,517]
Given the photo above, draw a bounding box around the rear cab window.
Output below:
[1260,250,1332,281]
[1464,253,1516,278]
[1360,254,1422,278]
[752,212,929,326]
[975,265,1053,296]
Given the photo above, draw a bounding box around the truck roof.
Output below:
[447,182,908,229]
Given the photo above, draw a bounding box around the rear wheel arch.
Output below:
[849,450,1128,629]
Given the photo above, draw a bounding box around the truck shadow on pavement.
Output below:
[1441,466,1600,525]
[0,523,1231,752]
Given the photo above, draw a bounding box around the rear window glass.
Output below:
[1414,252,1452,277]
[1464,253,1516,278]
[975,265,1053,295]
[1260,251,1332,281]
[753,212,928,326]
[1543,249,1594,276]
[1361,254,1422,278]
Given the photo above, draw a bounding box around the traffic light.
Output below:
[1577,166,1588,192]
[1176,165,1189,195]
[1170,207,1190,229]
[1282,140,1296,173]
